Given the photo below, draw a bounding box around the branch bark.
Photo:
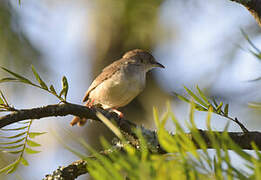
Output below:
[231,0,261,26]
[43,160,88,180]
[0,103,136,135]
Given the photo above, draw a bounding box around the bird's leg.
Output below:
[85,99,95,108]
[111,108,124,118]
[70,99,96,127]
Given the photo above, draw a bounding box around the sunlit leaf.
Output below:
[96,112,123,140]
[0,143,24,149]
[0,96,4,105]
[0,90,9,106]
[0,160,19,174]
[0,132,26,139]
[195,105,207,111]
[0,138,25,145]
[241,29,261,55]
[6,161,19,174]
[153,107,160,128]
[248,102,261,109]
[224,104,229,117]
[49,85,58,95]
[59,76,69,100]
[31,65,48,90]
[196,86,209,105]
[28,132,47,139]
[18,120,31,124]
[0,77,18,83]
[174,93,190,103]
[25,147,41,154]
[20,157,29,167]
[0,67,34,85]
[1,149,23,154]
[184,86,208,108]
[212,98,218,107]
[216,102,223,113]
[1,126,28,131]
[26,139,41,147]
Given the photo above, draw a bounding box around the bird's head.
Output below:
[123,49,165,71]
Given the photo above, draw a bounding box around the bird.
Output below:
[70,49,165,126]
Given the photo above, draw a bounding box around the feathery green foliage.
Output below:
[0,120,46,174]
[239,30,261,110]
[62,103,260,180]
[0,66,69,102]
[174,86,249,132]
[0,66,63,174]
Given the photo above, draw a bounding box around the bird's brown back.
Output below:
[83,58,128,102]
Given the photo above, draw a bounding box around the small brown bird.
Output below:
[70,49,164,126]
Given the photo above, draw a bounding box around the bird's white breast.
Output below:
[89,65,146,109]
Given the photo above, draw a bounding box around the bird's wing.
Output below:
[82,58,128,102]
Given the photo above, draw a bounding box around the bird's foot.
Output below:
[85,99,95,108]
[70,117,87,126]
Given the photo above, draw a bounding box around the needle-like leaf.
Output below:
[31,65,48,90]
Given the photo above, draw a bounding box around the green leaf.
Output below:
[173,92,190,103]
[1,149,23,154]
[0,77,18,83]
[212,98,218,107]
[224,104,229,117]
[0,143,24,149]
[241,29,261,55]
[153,107,160,128]
[0,132,26,139]
[59,76,69,100]
[26,139,41,147]
[184,86,208,108]
[196,86,209,105]
[96,112,123,140]
[49,85,58,95]
[195,105,207,111]
[18,120,31,124]
[1,126,28,131]
[31,65,48,90]
[6,161,19,174]
[25,147,40,154]
[1,67,34,85]
[249,49,261,60]
[0,90,8,106]
[28,132,47,139]
[0,96,4,105]
[0,137,25,145]
[216,102,223,113]
[248,102,261,109]
[0,160,19,174]
[20,157,29,167]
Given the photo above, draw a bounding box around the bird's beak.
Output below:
[153,61,165,68]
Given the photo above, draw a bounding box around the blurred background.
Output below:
[0,0,261,179]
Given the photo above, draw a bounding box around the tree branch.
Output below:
[0,103,136,135]
[0,103,261,151]
[231,0,261,26]
[43,159,88,180]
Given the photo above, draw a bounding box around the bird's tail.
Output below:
[70,116,87,126]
